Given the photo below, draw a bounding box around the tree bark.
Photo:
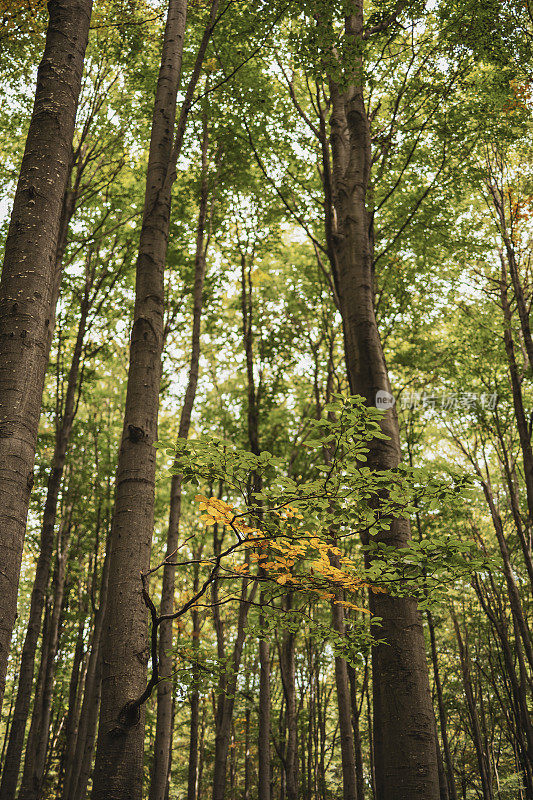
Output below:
[279,596,298,800]
[90,2,188,797]
[91,1,222,794]
[58,591,88,800]
[499,261,533,533]
[69,539,111,800]
[332,600,358,800]
[243,707,251,800]
[18,516,72,800]
[0,270,90,800]
[451,611,494,800]
[427,610,458,800]
[0,0,93,712]
[0,681,15,774]
[239,244,272,800]
[487,177,533,367]
[479,479,533,673]
[473,576,533,797]
[150,111,210,800]
[211,574,256,800]
[186,561,202,800]
[258,636,271,800]
[347,663,366,800]
[321,6,440,798]
[492,409,533,593]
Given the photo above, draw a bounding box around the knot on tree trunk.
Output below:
[111,700,142,736]
[128,424,145,443]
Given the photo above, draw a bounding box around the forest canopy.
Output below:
[0,1,532,800]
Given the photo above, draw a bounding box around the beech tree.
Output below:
[0,0,93,709]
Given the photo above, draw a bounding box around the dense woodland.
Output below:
[0,1,532,799]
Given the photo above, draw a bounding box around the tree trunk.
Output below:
[0,0,93,712]
[0,682,15,773]
[427,610,458,800]
[0,275,90,800]
[279,596,298,800]
[492,410,533,593]
[434,715,449,800]
[187,578,201,800]
[58,592,88,800]
[319,6,440,798]
[365,681,376,800]
[238,243,272,800]
[479,480,533,673]
[347,663,366,800]
[90,1,188,797]
[243,707,251,800]
[258,636,271,800]
[164,688,177,800]
[473,577,533,797]
[91,0,222,793]
[451,611,493,800]
[150,111,210,800]
[211,577,257,800]
[66,537,111,800]
[18,517,72,800]
[331,588,358,800]
[488,178,533,367]
[499,261,533,533]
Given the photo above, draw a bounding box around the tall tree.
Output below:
[149,111,213,800]
[91,0,220,795]
[0,0,93,710]
[319,4,440,798]
[0,239,110,798]
[90,1,189,796]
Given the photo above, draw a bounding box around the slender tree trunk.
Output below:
[186,600,201,800]
[434,715,449,800]
[331,587,358,800]
[244,707,251,800]
[72,657,103,800]
[279,596,298,800]
[211,577,257,800]
[18,517,72,800]
[258,636,271,800]
[0,277,90,800]
[0,0,93,708]
[499,262,533,529]
[90,2,187,796]
[150,112,210,800]
[492,412,533,593]
[197,704,206,800]
[479,480,533,673]
[316,664,327,800]
[511,616,533,797]
[300,709,307,800]
[319,6,440,798]
[229,722,237,798]
[365,680,376,800]
[238,245,272,800]
[427,610,458,800]
[473,577,533,797]
[164,688,177,800]
[0,683,15,773]
[58,592,87,799]
[307,645,316,799]
[451,611,493,800]
[347,663,366,800]
[67,539,111,800]
[488,179,533,367]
